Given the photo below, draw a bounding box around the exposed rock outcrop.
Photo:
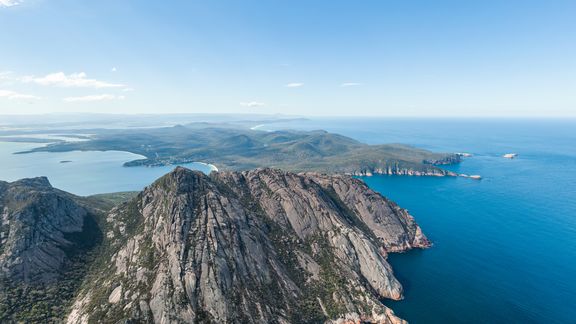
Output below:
[0,177,103,323]
[67,167,429,323]
[0,177,100,284]
[349,167,456,177]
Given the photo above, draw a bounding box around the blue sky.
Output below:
[0,0,575,116]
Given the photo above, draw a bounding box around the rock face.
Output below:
[347,162,458,177]
[67,167,429,323]
[0,177,100,284]
[0,177,104,323]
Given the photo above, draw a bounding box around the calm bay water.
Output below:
[1,119,575,323]
[263,118,576,323]
[0,141,213,196]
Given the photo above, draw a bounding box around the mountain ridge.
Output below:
[0,168,430,323]
[0,177,105,321]
[18,125,460,176]
[66,167,428,323]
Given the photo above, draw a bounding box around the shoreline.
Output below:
[193,161,219,172]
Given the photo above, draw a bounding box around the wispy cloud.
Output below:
[24,72,126,89]
[240,101,265,108]
[340,82,362,87]
[0,0,22,7]
[0,89,39,100]
[63,94,125,102]
[285,83,304,88]
[0,71,17,85]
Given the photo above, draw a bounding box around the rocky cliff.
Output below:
[348,164,457,177]
[0,177,101,283]
[0,177,103,321]
[67,167,429,323]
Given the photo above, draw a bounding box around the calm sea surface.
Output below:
[262,118,576,324]
[0,141,213,196]
[1,119,575,323]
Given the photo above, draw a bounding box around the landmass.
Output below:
[18,124,461,177]
[0,167,429,323]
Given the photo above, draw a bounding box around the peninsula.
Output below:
[18,124,461,177]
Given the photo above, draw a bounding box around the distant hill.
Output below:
[21,124,460,176]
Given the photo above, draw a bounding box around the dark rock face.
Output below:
[67,167,429,324]
[423,154,462,165]
[0,177,100,284]
[0,177,104,322]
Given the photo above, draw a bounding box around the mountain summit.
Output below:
[67,167,428,323]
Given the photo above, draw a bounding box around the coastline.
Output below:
[194,161,219,172]
[6,129,470,179]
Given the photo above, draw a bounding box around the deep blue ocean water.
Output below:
[263,118,576,323]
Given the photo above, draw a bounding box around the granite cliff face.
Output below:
[0,177,100,284]
[67,167,429,323]
[0,177,103,322]
[348,165,457,177]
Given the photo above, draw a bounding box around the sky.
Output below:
[0,0,575,117]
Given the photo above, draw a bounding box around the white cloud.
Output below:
[0,0,22,7]
[0,71,16,85]
[111,67,118,72]
[340,82,362,87]
[0,89,39,100]
[285,83,304,88]
[63,94,125,102]
[240,101,265,108]
[24,72,126,89]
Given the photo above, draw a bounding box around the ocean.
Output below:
[262,118,576,323]
[1,118,575,323]
[0,142,213,196]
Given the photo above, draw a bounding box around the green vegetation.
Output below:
[20,124,459,174]
[0,188,137,323]
[84,191,139,209]
[0,212,103,323]
[68,196,147,322]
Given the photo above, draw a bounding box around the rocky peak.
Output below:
[153,165,211,194]
[10,176,53,189]
[67,167,428,323]
[0,177,100,284]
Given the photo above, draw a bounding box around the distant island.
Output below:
[18,124,461,177]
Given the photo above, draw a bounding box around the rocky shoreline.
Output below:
[349,167,457,177]
[0,167,432,323]
[345,154,485,180]
[126,156,463,178]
